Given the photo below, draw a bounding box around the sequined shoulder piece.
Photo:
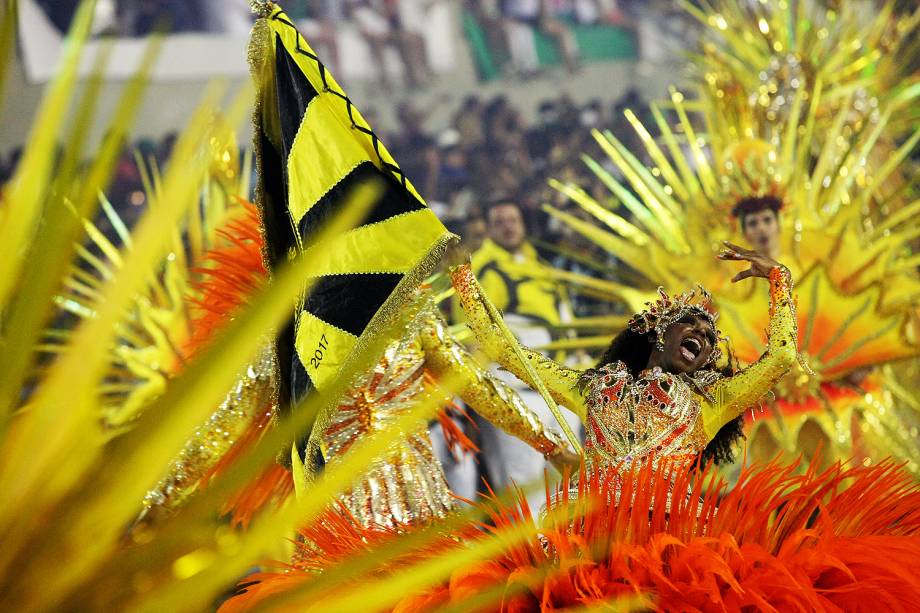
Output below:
[578,360,631,395]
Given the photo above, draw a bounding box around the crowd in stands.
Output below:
[37,0,230,36]
[35,1,659,88]
[0,132,178,234]
[36,1,442,87]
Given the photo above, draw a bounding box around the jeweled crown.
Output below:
[628,286,724,364]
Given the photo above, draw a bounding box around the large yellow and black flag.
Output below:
[248,2,453,461]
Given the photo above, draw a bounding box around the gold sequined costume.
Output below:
[143,345,277,516]
[450,263,798,471]
[316,294,567,528]
[138,217,567,528]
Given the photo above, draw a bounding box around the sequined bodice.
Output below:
[583,362,710,469]
[313,301,565,528]
[321,334,427,459]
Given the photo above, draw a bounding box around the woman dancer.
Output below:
[450,240,798,474]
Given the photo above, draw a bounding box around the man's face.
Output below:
[741,209,780,258]
[488,203,526,252]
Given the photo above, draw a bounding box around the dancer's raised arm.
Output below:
[449,260,587,422]
[700,242,799,437]
[417,301,569,459]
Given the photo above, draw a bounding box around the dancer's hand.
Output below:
[717,241,783,282]
[547,449,582,474]
[444,241,471,268]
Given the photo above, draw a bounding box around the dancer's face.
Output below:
[741,209,780,259]
[650,314,717,375]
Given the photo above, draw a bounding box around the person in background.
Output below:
[350,0,431,88]
[503,0,580,74]
[462,213,489,255]
[388,102,441,201]
[292,0,343,72]
[464,198,581,512]
[465,0,512,73]
[200,0,253,34]
[733,196,782,261]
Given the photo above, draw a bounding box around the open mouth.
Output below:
[679,337,702,362]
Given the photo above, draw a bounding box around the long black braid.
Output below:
[592,328,745,467]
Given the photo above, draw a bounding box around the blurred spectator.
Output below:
[200,0,253,34]
[461,214,489,254]
[503,0,580,74]
[465,1,511,72]
[293,0,343,73]
[435,131,471,203]
[388,101,440,201]
[121,0,204,36]
[349,0,432,89]
[453,95,486,148]
[37,0,206,36]
[576,0,631,26]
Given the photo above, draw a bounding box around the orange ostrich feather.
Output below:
[452,458,920,612]
[223,456,920,611]
[219,505,474,613]
[183,201,268,359]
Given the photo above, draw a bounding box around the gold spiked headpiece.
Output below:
[720,139,786,218]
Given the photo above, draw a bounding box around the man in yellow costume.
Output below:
[473,199,564,326]
[469,198,582,511]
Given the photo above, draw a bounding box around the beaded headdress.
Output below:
[627,286,724,365]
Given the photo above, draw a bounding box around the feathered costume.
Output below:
[223,456,920,612]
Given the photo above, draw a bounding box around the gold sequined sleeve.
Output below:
[418,302,568,456]
[701,266,798,438]
[449,263,586,422]
[142,346,275,517]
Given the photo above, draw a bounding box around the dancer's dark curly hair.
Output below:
[594,327,745,467]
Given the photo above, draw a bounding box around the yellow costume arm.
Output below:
[701,266,798,437]
[418,303,568,456]
[450,263,586,422]
[143,348,275,515]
